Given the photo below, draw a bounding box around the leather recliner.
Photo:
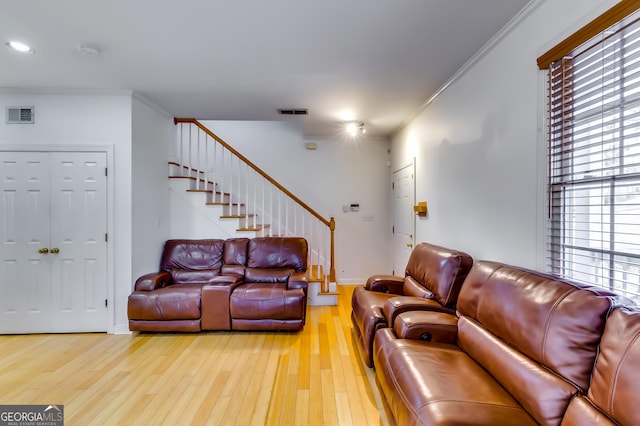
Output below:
[350,242,473,367]
[128,238,226,332]
[229,236,308,331]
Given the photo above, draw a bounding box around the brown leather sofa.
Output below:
[127,236,308,332]
[350,242,473,367]
[372,260,634,425]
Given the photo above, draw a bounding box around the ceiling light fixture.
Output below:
[346,121,366,136]
[6,40,34,54]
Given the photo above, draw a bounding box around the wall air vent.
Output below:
[278,108,308,116]
[6,106,34,124]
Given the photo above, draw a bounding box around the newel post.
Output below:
[329,217,336,282]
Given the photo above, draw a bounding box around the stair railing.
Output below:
[173,118,337,284]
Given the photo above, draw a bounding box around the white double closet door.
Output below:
[0,151,108,333]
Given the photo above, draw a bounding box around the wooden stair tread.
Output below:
[168,161,206,174]
[220,214,256,219]
[169,175,216,185]
[236,224,271,231]
[187,189,213,193]
[206,201,243,206]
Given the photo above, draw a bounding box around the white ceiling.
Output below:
[1,1,531,138]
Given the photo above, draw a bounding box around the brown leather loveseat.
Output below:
[127,236,308,332]
[350,242,473,367]
[372,260,637,425]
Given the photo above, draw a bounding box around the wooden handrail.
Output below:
[175,118,331,227]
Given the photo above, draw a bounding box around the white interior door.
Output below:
[0,153,53,332]
[392,163,415,276]
[0,151,107,333]
[49,152,107,332]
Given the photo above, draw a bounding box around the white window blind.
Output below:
[547,9,640,304]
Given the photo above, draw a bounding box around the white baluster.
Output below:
[178,123,184,176]
[204,133,209,193]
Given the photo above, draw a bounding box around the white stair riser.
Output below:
[307,281,338,306]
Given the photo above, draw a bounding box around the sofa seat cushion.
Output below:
[230,283,305,320]
[128,284,203,321]
[373,328,537,426]
[561,396,616,426]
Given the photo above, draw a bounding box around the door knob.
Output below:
[38,248,49,254]
[50,248,60,254]
[407,243,413,248]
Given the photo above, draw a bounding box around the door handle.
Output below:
[38,248,49,254]
[407,243,413,248]
[50,248,60,254]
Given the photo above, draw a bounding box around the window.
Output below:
[540,2,640,304]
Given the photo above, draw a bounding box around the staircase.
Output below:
[171,118,338,306]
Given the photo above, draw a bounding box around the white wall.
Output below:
[0,90,133,333]
[390,0,619,269]
[131,95,172,289]
[198,120,393,283]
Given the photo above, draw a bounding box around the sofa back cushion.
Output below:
[161,239,224,283]
[457,261,622,425]
[577,306,640,426]
[247,237,308,271]
[402,243,473,307]
[221,238,249,275]
[458,315,579,426]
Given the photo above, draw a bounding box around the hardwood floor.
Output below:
[0,285,390,425]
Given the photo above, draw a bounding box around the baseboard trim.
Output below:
[113,324,132,335]
[336,279,366,285]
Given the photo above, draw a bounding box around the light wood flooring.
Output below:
[0,285,390,425]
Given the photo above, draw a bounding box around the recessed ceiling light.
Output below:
[6,40,34,54]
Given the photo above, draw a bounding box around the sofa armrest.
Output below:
[201,282,242,330]
[383,296,454,326]
[393,311,458,343]
[134,271,172,291]
[209,274,244,285]
[288,271,308,292]
[365,275,404,294]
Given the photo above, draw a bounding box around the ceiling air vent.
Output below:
[278,108,308,116]
[6,106,35,124]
